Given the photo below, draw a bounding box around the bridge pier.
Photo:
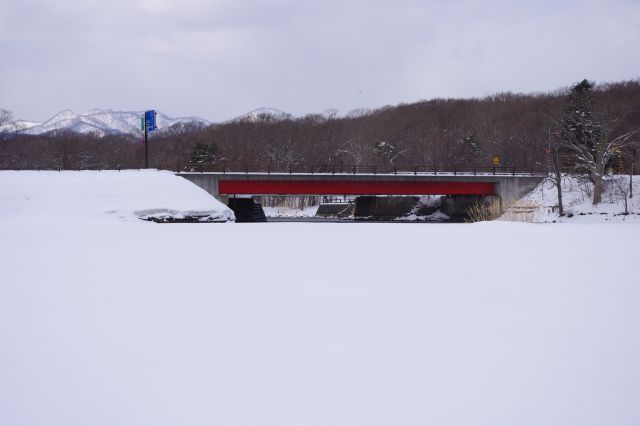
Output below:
[440,195,501,220]
[227,197,266,222]
[354,196,418,220]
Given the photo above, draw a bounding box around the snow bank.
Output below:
[0,170,234,222]
[503,175,640,223]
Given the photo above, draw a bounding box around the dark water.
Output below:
[265,217,454,223]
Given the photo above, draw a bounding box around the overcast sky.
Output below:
[1,0,639,122]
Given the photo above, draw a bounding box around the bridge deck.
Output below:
[178,172,544,199]
[217,179,494,195]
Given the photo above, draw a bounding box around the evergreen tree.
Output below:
[560,79,602,178]
[189,143,219,164]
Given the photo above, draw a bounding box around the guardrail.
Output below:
[0,164,559,176]
[177,163,549,176]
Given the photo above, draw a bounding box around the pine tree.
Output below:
[189,143,219,164]
[560,79,602,179]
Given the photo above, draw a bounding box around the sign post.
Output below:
[143,110,157,168]
[492,155,501,174]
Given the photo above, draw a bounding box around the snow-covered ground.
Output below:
[1,171,639,426]
[0,170,234,223]
[504,175,640,223]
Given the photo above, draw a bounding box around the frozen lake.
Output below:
[2,220,640,426]
[2,171,639,426]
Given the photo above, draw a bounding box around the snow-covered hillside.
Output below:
[0,106,310,136]
[2,109,209,137]
[234,107,293,122]
[503,175,640,223]
[0,170,234,222]
[232,107,343,122]
[0,119,41,134]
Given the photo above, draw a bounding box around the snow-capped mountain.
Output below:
[1,107,301,137]
[3,109,210,137]
[0,120,41,134]
[234,107,293,122]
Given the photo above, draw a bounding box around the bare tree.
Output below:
[373,140,407,166]
[560,80,640,204]
[562,128,639,204]
[611,176,630,214]
[628,147,637,199]
[1,80,639,174]
[265,138,303,168]
[547,129,565,216]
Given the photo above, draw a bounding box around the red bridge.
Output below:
[217,179,494,196]
[178,171,543,205]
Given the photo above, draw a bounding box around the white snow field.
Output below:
[1,171,640,426]
[0,170,234,223]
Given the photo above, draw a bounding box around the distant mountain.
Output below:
[2,109,210,137]
[0,107,300,137]
[234,107,293,122]
[0,120,41,134]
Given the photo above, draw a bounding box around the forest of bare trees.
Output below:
[2,80,639,180]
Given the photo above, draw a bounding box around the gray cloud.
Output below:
[1,0,639,122]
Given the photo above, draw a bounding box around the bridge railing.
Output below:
[0,164,550,176]
[177,163,549,176]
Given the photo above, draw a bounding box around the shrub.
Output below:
[465,199,503,223]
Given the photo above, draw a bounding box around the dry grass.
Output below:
[466,198,540,223]
[465,199,503,222]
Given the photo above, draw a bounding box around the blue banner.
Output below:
[145,110,156,132]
